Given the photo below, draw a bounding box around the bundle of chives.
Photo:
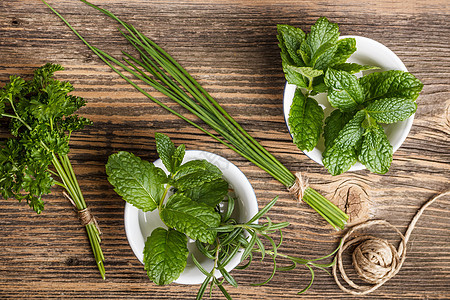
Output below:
[42,0,348,229]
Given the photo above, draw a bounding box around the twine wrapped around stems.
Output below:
[63,191,102,234]
[288,172,309,203]
[333,190,450,295]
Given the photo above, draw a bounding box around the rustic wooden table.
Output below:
[1,0,449,299]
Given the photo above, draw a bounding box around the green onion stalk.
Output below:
[42,0,348,229]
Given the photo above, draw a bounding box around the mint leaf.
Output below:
[322,146,357,176]
[277,24,306,66]
[358,122,393,174]
[305,17,339,60]
[359,70,423,102]
[333,63,379,74]
[286,66,323,79]
[161,194,220,244]
[365,97,417,124]
[282,62,308,88]
[143,227,188,285]
[323,109,356,149]
[325,68,364,111]
[106,151,166,212]
[322,110,366,175]
[330,38,356,65]
[155,133,185,174]
[172,159,223,191]
[311,42,338,70]
[288,89,324,151]
[182,178,229,208]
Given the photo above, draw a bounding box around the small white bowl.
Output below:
[124,150,258,284]
[283,35,413,171]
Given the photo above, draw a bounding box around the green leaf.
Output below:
[305,17,340,61]
[365,97,417,124]
[358,122,393,174]
[286,66,323,80]
[172,159,223,191]
[277,24,306,66]
[181,178,229,207]
[323,109,356,149]
[359,70,423,102]
[332,63,379,74]
[322,110,366,175]
[155,132,176,173]
[330,38,356,65]
[143,227,188,285]
[322,146,357,176]
[160,193,221,244]
[106,151,166,211]
[288,89,324,151]
[310,42,338,70]
[299,40,311,65]
[325,68,364,111]
[282,62,308,88]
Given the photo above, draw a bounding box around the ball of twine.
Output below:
[333,191,449,295]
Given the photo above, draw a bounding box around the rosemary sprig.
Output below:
[194,197,341,299]
[41,0,348,230]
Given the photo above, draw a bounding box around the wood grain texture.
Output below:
[0,0,449,299]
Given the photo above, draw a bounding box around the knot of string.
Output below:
[63,191,102,235]
[333,190,449,295]
[288,172,309,204]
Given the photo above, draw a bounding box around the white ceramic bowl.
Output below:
[283,35,413,171]
[124,150,258,284]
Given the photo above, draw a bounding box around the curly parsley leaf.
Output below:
[143,227,189,285]
[365,97,417,124]
[325,68,364,111]
[358,120,393,174]
[359,70,423,102]
[161,193,220,244]
[288,89,324,151]
[106,151,167,212]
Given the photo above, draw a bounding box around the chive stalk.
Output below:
[42,0,348,229]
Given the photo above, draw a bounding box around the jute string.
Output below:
[333,190,450,295]
[288,172,309,203]
[63,191,102,234]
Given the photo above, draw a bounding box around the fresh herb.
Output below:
[278,18,423,175]
[106,133,340,298]
[0,64,105,279]
[106,133,225,284]
[42,1,349,230]
[322,69,423,175]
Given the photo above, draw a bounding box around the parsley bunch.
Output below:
[278,18,423,175]
[106,133,340,299]
[0,64,105,279]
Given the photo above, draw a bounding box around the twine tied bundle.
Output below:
[288,172,309,203]
[63,191,102,234]
[333,191,449,295]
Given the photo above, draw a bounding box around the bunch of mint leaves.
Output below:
[278,17,423,175]
[106,133,340,299]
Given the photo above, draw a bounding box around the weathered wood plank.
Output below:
[0,0,449,299]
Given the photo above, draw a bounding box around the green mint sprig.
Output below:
[322,69,423,175]
[278,18,423,175]
[278,17,378,152]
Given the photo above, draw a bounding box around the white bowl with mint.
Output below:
[279,18,423,175]
[106,133,258,285]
